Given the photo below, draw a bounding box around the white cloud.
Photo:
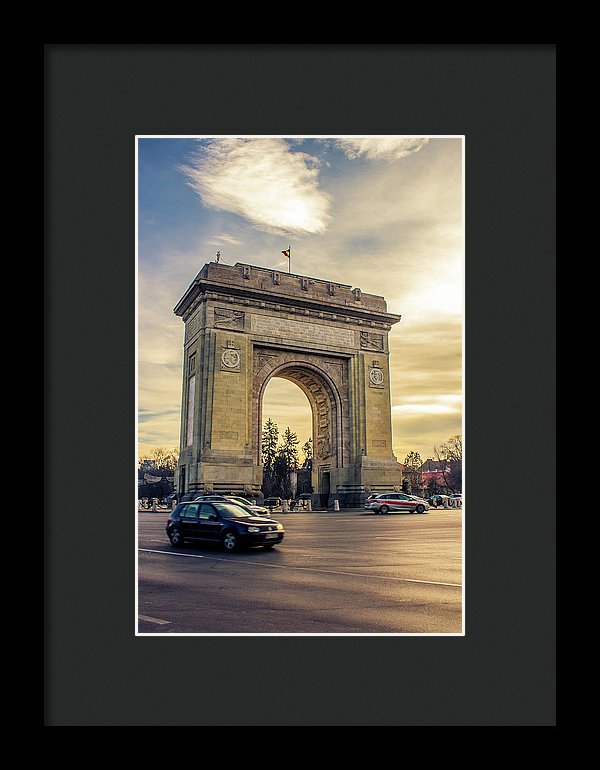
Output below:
[206,234,243,246]
[392,404,460,416]
[402,394,462,404]
[181,139,331,235]
[335,137,429,161]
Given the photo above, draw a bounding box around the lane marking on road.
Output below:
[138,614,171,625]
[138,548,461,588]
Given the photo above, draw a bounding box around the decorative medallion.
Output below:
[221,348,241,370]
[369,366,384,388]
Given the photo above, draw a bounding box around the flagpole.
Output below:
[281,246,291,273]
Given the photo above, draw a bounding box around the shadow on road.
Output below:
[161,542,284,557]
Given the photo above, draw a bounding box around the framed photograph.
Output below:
[46,44,555,726]
[136,133,465,638]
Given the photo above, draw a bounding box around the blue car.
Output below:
[166,500,285,551]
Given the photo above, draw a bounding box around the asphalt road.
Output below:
[137,508,463,634]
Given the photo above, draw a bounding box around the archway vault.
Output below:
[254,351,349,487]
[174,261,402,507]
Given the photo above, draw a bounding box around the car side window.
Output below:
[387,494,399,499]
[197,504,216,520]
[180,503,199,519]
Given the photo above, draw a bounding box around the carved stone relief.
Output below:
[316,436,332,459]
[214,307,245,329]
[360,331,384,351]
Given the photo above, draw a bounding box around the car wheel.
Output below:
[379,505,389,514]
[415,504,426,514]
[222,531,239,552]
[263,544,275,550]
[169,527,183,546]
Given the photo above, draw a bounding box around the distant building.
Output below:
[420,458,451,493]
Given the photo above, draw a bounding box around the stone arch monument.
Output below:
[174,262,402,507]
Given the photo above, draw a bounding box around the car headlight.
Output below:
[247,526,260,533]
[276,523,284,530]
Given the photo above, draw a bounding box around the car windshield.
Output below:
[213,503,254,519]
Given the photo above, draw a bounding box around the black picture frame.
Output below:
[45,43,556,726]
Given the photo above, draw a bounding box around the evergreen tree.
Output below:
[262,424,301,498]
[261,418,279,497]
[281,427,300,471]
[272,452,293,499]
[302,438,313,472]
[261,418,279,470]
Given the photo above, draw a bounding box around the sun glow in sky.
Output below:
[137,136,463,464]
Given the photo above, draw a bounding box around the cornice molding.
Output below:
[177,280,401,329]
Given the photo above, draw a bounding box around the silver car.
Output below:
[225,495,271,517]
[194,494,271,517]
[364,492,430,514]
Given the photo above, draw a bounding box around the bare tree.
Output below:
[433,434,462,493]
[147,446,179,471]
[403,451,423,496]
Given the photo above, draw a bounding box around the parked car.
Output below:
[448,494,462,508]
[291,493,313,510]
[429,494,449,507]
[263,497,282,510]
[166,500,285,551]
[179,492,201,502]
[194,494,270,517]
[364,492,430,514]
[224,495,270,517]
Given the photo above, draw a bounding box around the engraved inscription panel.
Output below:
[251,315,354,347]
[186,376,195,447]
[185,310,200,342]
[218,431,239,441]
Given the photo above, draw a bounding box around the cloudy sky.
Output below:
[138,136,463,465]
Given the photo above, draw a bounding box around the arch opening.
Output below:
[256,360,345,505]
[261,378,312,451]
[261,377,313,499]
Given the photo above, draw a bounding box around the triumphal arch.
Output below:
[174,262,402,507]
